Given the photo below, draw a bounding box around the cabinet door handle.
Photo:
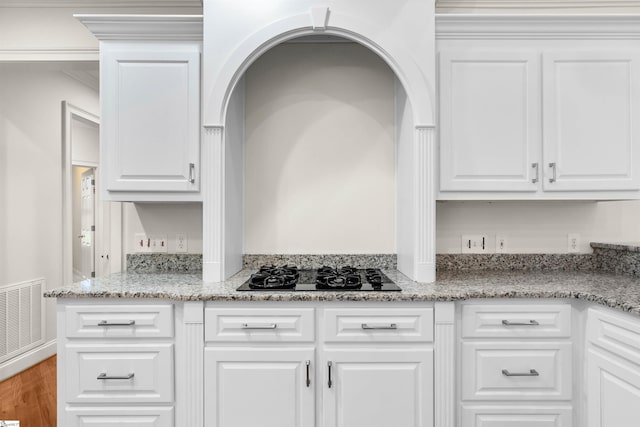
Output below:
[501,320,539,326]
[531,162,539,183]
[189,162,196,183]
[502,369,539,377]
[98,320,135,326]
[327,361,333,388]
[306,360,311,387]
[241,323,277,329]
[97,372,135,380]
[361,323,397,330]
[549,162,557,183]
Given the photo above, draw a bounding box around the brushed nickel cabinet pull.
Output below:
[549,162,557,183]
[361,323,397,330]
[241,323,277,329]
[189,163,195,183]
[532,163,539,183]
[502,369,539,377]
[97,372,135,380]
[502,320,539,326]
[98,320,135,326]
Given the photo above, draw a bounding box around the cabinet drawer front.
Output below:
[66,305,174,338]
[323,307,433,342]
[587,307,640,365]
[204,308,314,342]
[66,343,174,403]
[66,406,174,427]
[462,304,571,338]
[461,405,572,427]
[462,342,572,400]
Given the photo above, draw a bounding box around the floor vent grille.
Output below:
[0,279,45,364]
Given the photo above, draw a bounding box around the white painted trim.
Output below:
[202,126,224,283]
[0,49,98,61]
[434,302,456,427]
[0,340,56,382]
[436,0,640,10]
[436,14,640,40]
[0,0,202,7]
[76,14,203,41]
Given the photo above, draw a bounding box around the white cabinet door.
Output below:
[322,348,433,427]
[439,51,541,192]
[204,347,314,427]
[587,346,640,427]
[102,48,200,193]
[543,51,640,191]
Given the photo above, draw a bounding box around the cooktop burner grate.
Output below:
[237,265,401,291]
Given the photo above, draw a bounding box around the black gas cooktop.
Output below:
[236,265,401,292]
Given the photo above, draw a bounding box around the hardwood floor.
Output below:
[0,356,56,427]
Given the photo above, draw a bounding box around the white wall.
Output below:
[244,43,396,254]
[122,203,203,255]
[0,62,99,356]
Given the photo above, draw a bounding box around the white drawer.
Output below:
[66,304,174,338]
[66,406,174,427]
[587,307,640,365]
[66,343,174,403]
[462,342,572,401]
[204,307,314,342]
[462,304,571,338]
[323,307,433,342]
[461,405,572,427]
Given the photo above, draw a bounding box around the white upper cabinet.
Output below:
[102,48,200,195]
[437,16,640,200]
[77,15,203,202]
[439,51,541,192]
[542,51,640,192]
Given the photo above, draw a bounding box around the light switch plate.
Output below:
[461,235,488,254]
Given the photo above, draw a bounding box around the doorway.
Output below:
[62,102,122,285]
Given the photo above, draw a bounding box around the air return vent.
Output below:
[0,279,45,364]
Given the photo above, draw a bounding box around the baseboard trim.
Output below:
[0,340,56,382]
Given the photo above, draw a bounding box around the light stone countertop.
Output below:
[44,268,640,316]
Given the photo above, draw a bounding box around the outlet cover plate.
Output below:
[567,233,580,253]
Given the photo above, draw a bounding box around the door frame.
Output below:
[62,101,122,285]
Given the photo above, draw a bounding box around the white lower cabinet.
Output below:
[461,405,572,427]
[322,348,433,427]
[66,406,174,427]
[587,307,640,427]
[204,347,315,427]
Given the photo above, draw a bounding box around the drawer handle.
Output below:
[98,320,136,326]
[501,320,539,326]
[97,372,135,380]
[502,369,539,377]
[242,323,278,330]
[361,323,397,330]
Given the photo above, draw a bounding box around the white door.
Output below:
[587,346,640,427]
[543,51,640,191]
[79,168,95,279]
[439,51,541,192]
[322,348,433,427]
[204,347,315,427]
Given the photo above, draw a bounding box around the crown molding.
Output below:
[76,14,203,41]
[436,14,640,39]
[0,48,98,61]
[0,0,202,7]
[436,0,640,10]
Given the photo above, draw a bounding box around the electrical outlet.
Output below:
[134,233,150,253]
[496,235,507,253]
[568,233,580,253]
[149,234,168,253]
[176,233,188,253]
[461,235,488,254]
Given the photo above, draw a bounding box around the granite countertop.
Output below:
[44,268,640,316]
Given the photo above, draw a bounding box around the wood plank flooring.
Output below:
[0,356,56,427]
